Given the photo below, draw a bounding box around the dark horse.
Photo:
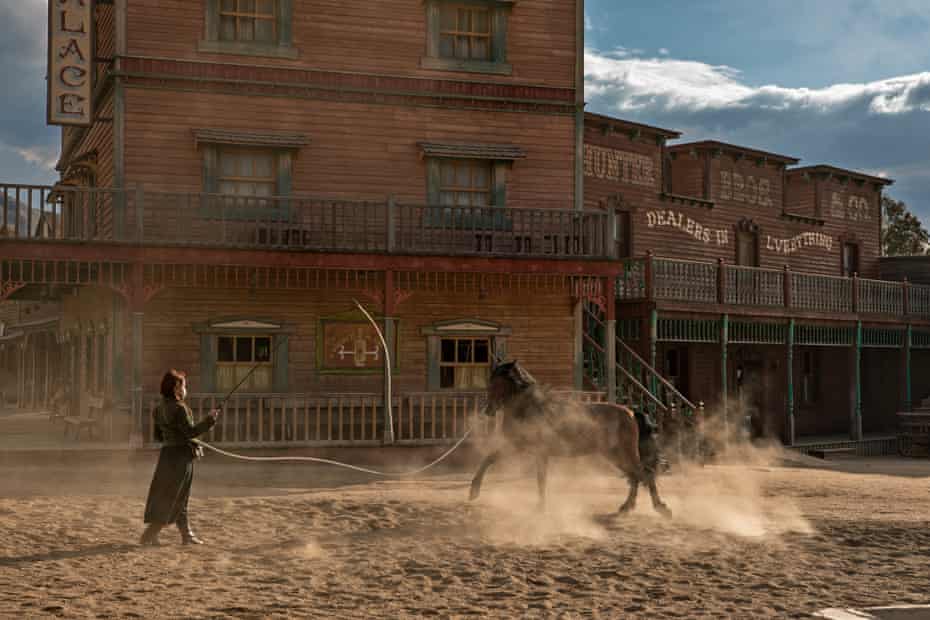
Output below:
[469,361,671,517]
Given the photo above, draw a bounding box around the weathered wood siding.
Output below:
[126,0,577,88]
[124,88,574,208]
[785,171,883,278]
[141,287,574,395]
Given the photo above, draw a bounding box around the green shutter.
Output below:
[203,145,218,193]
[493,161,508,208]
[273,334,289,391]
[426,335,440,390]
[205,0,219,41]
[278,0,293,46]
[492,8,509,63]
[200,334,217,393]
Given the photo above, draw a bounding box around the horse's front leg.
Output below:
[618,473,639,514]
[469,450,500,501]
[536,454,548,511]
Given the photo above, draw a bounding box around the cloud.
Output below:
[658,48,669,56]
[584,47,930,217]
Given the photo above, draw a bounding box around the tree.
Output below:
[882,196,930,256]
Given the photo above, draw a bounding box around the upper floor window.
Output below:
[842,242,859,277]
[422,0,513,75]
[218,147,276,198]
[439,159,492,207]
[440,6,491,61]
[200,0,297,59]
[220,0,277,44]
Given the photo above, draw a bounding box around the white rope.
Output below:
[192,428,474,478]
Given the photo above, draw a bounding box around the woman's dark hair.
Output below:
[160,369,187,401]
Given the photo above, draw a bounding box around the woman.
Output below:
[140,370,220,546]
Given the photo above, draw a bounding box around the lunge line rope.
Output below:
[192,428,474,477]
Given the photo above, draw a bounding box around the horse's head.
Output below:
[481,359,537,417]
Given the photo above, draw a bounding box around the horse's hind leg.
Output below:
[536,455,548,511]
[645,473,672,518]
[469,451,500,501]
[639,436,672,518]
[617,473,639,514]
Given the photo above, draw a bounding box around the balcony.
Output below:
[0,184,616,260]
[617,255,930,321]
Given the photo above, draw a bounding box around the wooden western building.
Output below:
[0,1,919,454]
[582,111,922,454]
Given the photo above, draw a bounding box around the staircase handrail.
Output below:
[616,337,698,415]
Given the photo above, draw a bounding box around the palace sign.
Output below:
[719,171,773,207]
[47,0,95,126]
[830,192,871,221]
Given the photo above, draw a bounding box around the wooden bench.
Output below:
[63,395,105,440]
[47,389,70,424]
[897,411,930,457]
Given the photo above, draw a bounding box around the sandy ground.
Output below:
[1,443,930,619]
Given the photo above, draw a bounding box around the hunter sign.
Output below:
[47,0,95,126]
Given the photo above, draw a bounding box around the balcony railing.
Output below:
[0,184,616,260]
[619,254,930,320]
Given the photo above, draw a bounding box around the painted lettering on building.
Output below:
[829,192,871,221]
[765,232,833,254]
[584,145,656,188]
[719,171,773,207]
[646,210,729,246]
[48,0,94,126]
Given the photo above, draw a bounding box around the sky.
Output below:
[1,1,928,217]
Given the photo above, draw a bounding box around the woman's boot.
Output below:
[139,523,163,546]
[177,513,204,545]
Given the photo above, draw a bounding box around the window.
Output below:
[440,6,491,60]
[439,337,491,389]
[439,159,492,207]
[200,0,296,59]
[615,211,632,259]
[842,242,859,277]
[218,148,276,198]
[422,0,513,75]
[801,349,820,405]
[736,231,759,267]
[216,335,273,392]
[220,0,276,44]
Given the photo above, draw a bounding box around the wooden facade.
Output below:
[0,2,915,454]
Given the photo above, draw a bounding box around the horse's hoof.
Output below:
[616,504,633,516]
[655,504,672,519]
[468,486,480,501]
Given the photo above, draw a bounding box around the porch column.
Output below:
[129,263,145,444]
[29,336,37,409]
[721,314,729,440]
[904,325,912,412]
[648,309,658,396]
[112,297,125,401]
[17,340,25,409]
[43,334,51,408]
[382,270,397,445]
[572,298,583,390]
[851,321,862,441]
[786,319,795,446]
[605,278,617,403]
[77,327,88,418]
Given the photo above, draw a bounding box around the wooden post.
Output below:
[721,314,729,444]
[383,270,397,444]
[786,318,795,446]
[716,258,725,305]
[851,273,859,314]
[904,324,912,412]
[606,278,617,404]
[128,262,145,446]
[903,277,910,317]
[783,264,792,309]
[29,336,37,409]
[134,184,144,244]
[386,195,397,253]
[852,320,862,441]
[645,251,655,301]
[604,207,616,259]
[573,298,584,390]
[648,309,658,371]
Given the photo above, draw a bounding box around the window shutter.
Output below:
[203,145,219,193]
[491,9,509,63]
[272,334,289,392]
[278,0,294,47]
[205,0,220,41]
[426,335,440,390]
[492,161,508,208]
[200,334,217,393]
